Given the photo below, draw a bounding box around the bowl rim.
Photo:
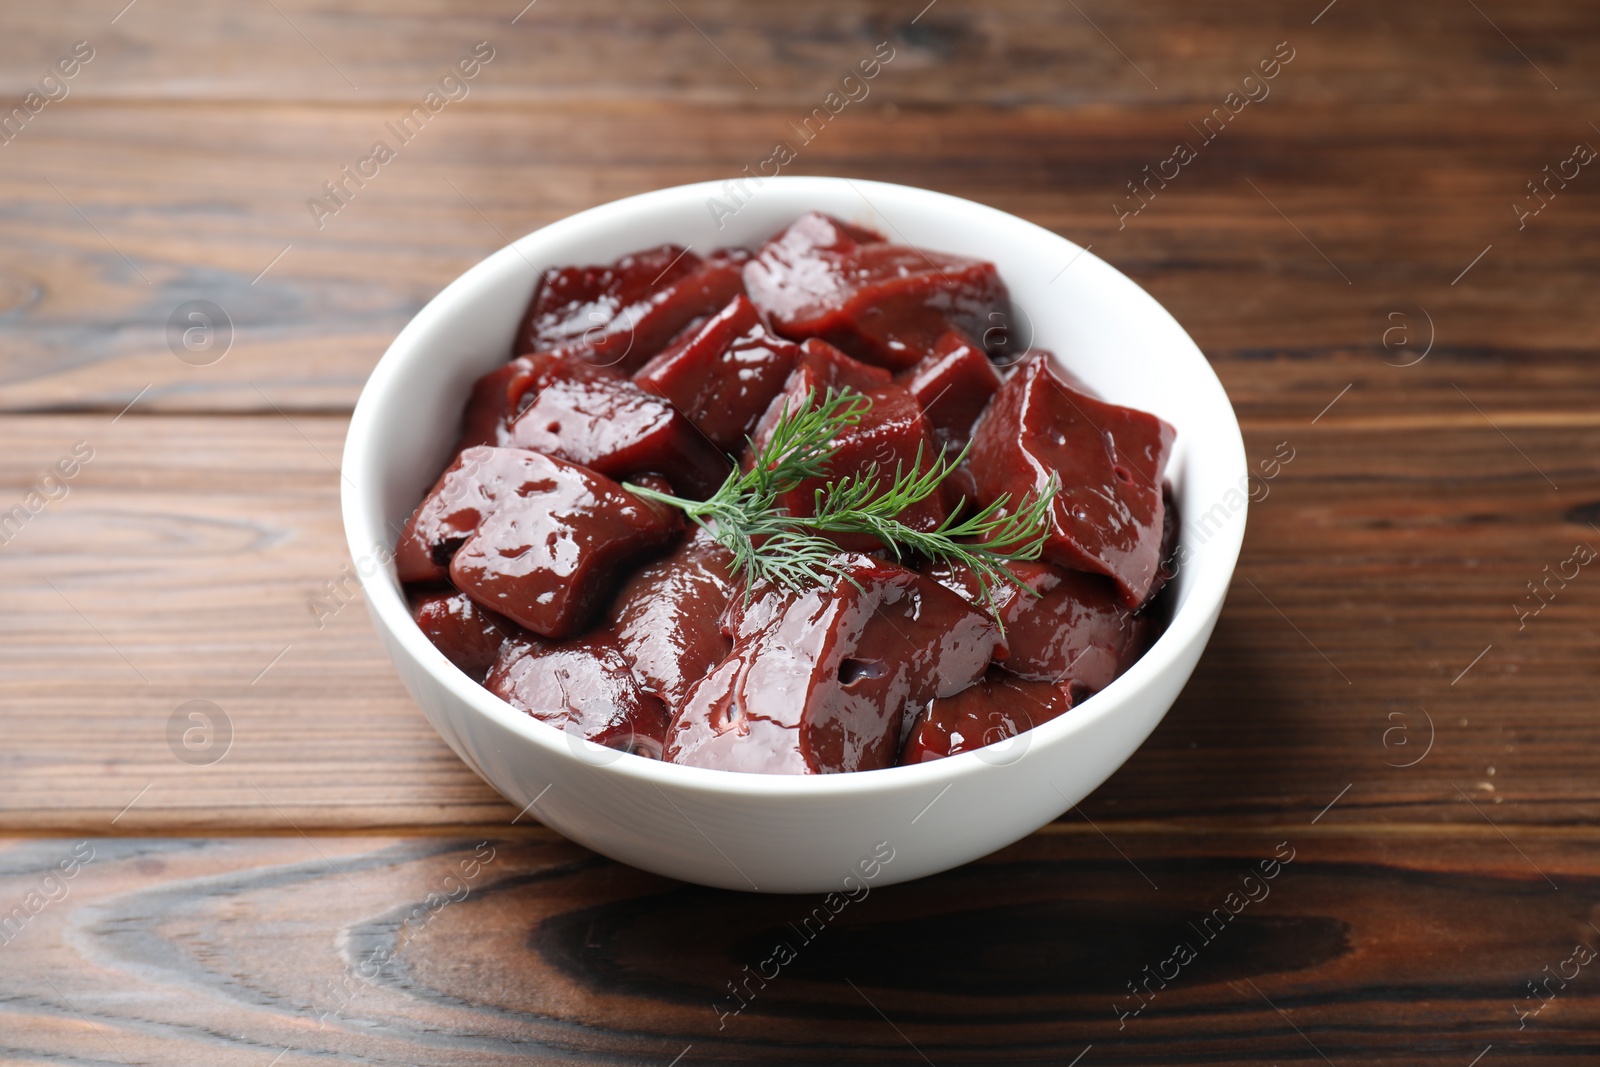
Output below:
[342,176,1247,799]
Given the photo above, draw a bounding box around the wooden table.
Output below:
[3,2,1598,1062]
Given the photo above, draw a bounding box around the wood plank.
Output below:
[0,413,510,831]
[1,0,1591,106]
[1,413,1596,832]
[1,1,1596,1061]
[0,831,1594,1064]
[1,103,1596,417]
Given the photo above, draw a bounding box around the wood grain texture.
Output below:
[2,832,1597,1065]
[1,0,1593,106]
[2,100,1598,417]
[0,413,1597,833]
[2,0,1600,1060]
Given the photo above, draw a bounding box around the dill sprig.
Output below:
[624,387,1059,617]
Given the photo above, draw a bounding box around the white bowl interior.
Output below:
[341,177,1246,889]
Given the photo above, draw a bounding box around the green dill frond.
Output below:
[624,386,1058,619]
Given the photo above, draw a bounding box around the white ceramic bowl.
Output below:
[342,177,1246,893]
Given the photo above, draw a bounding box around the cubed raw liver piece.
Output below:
[605,527,737,711]
[515,246,746,373]
[900,668,1076,764]
[457,356,535,452]
[926,559,1146,694]
[632,295,802,451]
[500,353,731,500]
[664,555,1003,774]
[745,341,946,546]
[746,339,891,451]
[743,212,1014,372]
[486,631,670,758]
[1016,349,1103,398]
[1150,481,1180,604]
[407,587,514,682]
[457,354,628,452]
[968,351,1175,607]
[396,447,682,637]
[896,330,1002,451]
[395,445,529,584]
